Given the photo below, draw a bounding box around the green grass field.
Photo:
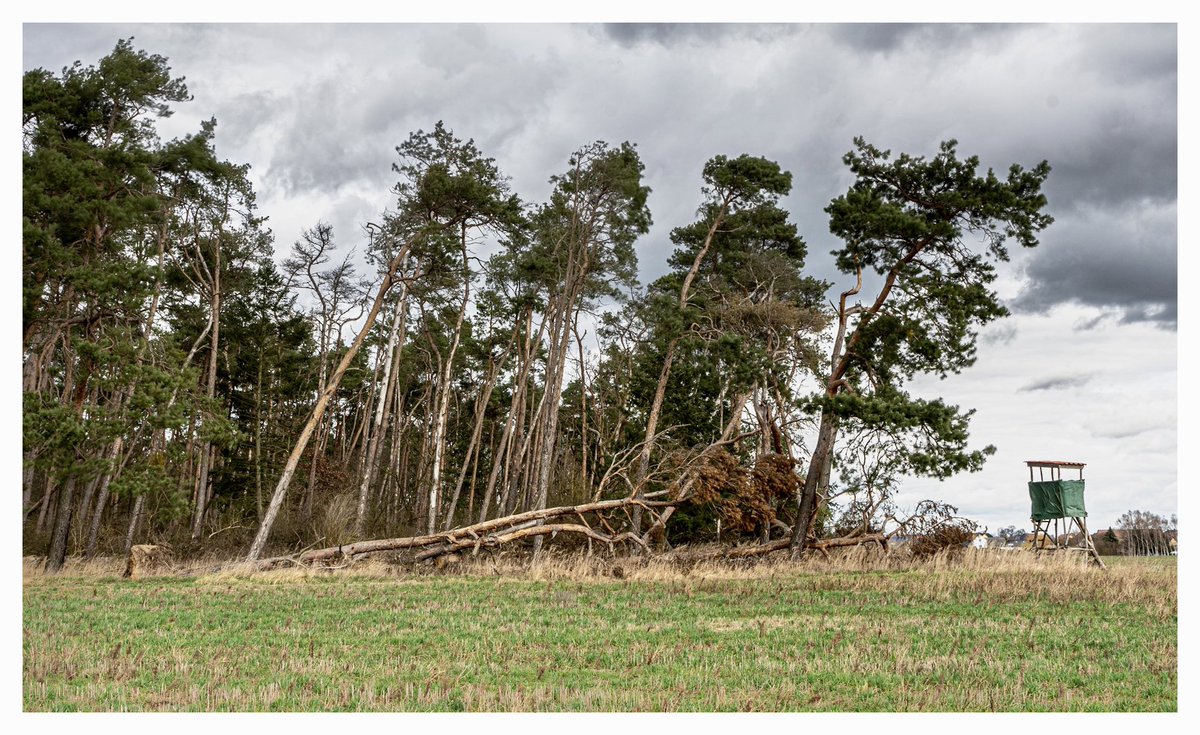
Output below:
[22,553,1176,712]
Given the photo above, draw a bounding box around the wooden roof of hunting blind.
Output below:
[1026,460,1086,479]
[1025,461,1086,469]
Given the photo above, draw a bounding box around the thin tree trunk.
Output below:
[443,351,503,530]
[254,357,265,520]
[479,307,541,523]
[36,476,54,534]
[302,421,331,522]
[533,302,575,513]
[45,320,92,572]
[74,475,103,552]
[84,437,123,557]
[355,280,408,536]
[426,228,471,534]
[23,465,37,514]
[631,338,677,535]
[574,322,589,498]
[791,268,863,551]
[191,246,221,541]
[123,494,146,557]
[246,240,412,561]
[467,420,493,524]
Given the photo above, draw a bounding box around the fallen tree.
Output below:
[249,495,900,572]
[254,491,679,570]
[240,437,975,573]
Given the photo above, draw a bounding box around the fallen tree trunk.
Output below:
[256,491,676,569]
[415,523,650,562]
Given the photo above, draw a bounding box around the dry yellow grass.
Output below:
[25,546,1173,608]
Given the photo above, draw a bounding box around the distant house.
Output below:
[971,532,991,550]
[1023,530,1054,549]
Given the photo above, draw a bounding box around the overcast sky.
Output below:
[18,20,1180,534]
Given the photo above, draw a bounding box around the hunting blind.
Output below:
[1026,460,1105,568]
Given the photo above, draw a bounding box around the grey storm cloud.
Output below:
[597,23,794,47]
[1013,199,1177,328]
[263,75,394,198]
[257,26,563,201]
[22,23,1177,324]
[1041,124,1177,211]
[1034,23,1177,213]
[1018,374,1094,392]
[826,23,1022,54]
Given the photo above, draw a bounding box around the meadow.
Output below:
[22,551,1176,712]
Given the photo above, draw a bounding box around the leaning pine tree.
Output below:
[246,122,519,561]
[791,137,1053,551]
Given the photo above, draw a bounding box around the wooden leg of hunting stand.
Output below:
[1077,517,1106,569]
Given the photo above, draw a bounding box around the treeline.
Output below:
[23,41,1053,568]
[1092,511,1178,556]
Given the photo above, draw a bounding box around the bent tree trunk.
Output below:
[791,265,864,552]
[246,242,412,561]
[632,198,731,535]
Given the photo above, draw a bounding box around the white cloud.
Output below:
[904,303,1176,530]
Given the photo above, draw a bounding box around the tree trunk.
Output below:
[480,308,541,523]
[355,279,408,536]
[257,491,677,569]
[791,266,863,551]
[123,494,146,557]
[191,247,221,541]
[631,338,677,535]
[575,322,589,497]
[36,476,54,534]
[254,357,264,520]
[44,475,78,573]
[84,438,122,557]
[246,240,412,561]
[631,200,730,536]
[443,349,504,530]
[791,409,837,549]
[425,227,471,534]
[532,299,575,526]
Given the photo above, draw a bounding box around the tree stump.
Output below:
[124,544,173,578]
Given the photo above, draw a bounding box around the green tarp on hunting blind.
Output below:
[1028,479,1087,521]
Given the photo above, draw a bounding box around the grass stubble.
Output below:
[22,549,1176,712]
